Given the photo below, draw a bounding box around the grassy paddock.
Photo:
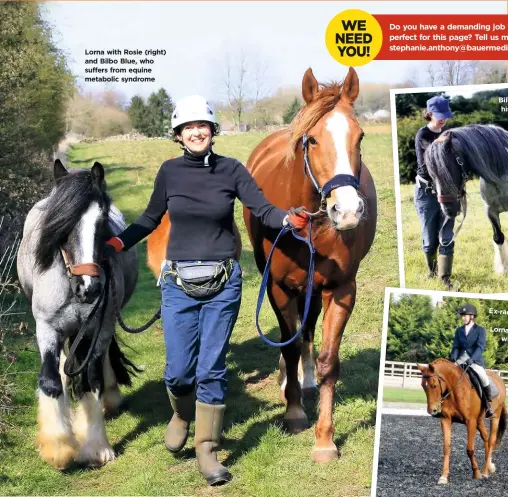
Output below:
[0,131,397,496]
[401,180,508,293]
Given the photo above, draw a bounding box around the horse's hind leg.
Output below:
[312,281,356,463]
[478,419,494,477]
[35,322,77,469]
[485,416,500,476]
[466,420,482,479]
[102,341,123,414]
[487,208,508,273]
[74,352,115,466]
[268,281,308,433]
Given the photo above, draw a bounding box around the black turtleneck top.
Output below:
[117,150,287,260]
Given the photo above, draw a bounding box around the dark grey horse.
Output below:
[425,124,508,273]
[16,160,138,469]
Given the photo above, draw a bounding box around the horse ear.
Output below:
[54,159,68,181]
[341,67,359,104]
[417,363,427,373]
[428,363,435,373]
[91,162,105,185]
[302,68,319,104]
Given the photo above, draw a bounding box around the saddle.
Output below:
[460,365,499,403]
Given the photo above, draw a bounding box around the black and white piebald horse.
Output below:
[17,160,138,469]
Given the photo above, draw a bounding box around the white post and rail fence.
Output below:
[384,361,508,390]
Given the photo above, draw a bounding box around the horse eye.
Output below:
[308,136,317,146]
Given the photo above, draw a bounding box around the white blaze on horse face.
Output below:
[78,202,101,288]
[325,111,362,227]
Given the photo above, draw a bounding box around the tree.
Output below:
[128,95,148,133]
[219,46,272,128]
[283,97,302,125]
[145,88,173,137]
[439,60,477,86]
[387,294,434,362]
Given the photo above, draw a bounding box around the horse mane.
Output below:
[35,170,111,272]
[285,81,343,163]
[425,124,508,196]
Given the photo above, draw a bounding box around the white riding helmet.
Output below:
[171,95,216,130]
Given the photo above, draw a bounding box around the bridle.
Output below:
[422,364,469,414]
[437,152,470,247]
[60,247,102,278]
[301,133,361,217]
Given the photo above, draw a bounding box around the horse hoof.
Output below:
[489,463,496,474]
[77,443,116,467]
[437,476,448,485]
[283,406,309,434]
[36,433,78,470]
[102,387,124,414]
[473,471,482,480]
[482,473,489,479]
[311,446,338,463]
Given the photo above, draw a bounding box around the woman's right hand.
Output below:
[284,207,310,230]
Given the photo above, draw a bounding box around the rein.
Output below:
[62,248,161,377]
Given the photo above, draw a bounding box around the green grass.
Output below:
[0,130,397,496]
[401,180,508,293]
[382,386,508,406]
[382,387,427,404]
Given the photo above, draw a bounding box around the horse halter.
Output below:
[60,247,102,278]
[301,133,360,215]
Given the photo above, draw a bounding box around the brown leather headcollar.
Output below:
[60,248,102,278]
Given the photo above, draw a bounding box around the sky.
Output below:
[42,1,507,103]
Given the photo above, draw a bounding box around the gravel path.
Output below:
[375,414,508,497]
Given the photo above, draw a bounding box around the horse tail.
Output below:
[108,335,142,386]
[496,403,507,448]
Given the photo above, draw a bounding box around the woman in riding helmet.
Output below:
[105,95,309,485]
[414,96,455,289]
[451,303,495,418]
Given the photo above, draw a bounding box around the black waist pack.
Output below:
[166,260,234,298]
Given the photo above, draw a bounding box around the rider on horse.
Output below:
[451,303,495,418]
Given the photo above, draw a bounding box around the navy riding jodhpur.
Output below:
[160,260,242,405]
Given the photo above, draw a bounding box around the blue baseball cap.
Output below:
[426,96,454,120]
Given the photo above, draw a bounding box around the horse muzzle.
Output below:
[327,195,364,230]
[71,275,103,304]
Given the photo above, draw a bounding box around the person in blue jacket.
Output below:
[450,303,495,418]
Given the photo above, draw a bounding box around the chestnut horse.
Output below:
[418,359,507,485]
[147,213,242,276]
[243,67,376,462]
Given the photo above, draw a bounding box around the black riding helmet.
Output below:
[457,303,477,316]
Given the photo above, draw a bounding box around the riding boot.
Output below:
[195,401,232,486]
[164,389,194,453]
[424,252,437,278]
[484,384,496,419]
[438,254,454,290]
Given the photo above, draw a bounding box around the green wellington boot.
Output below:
[424,252,437,278]
[164,389,194,453]
[438,254,454,291]
[195,401,232,486]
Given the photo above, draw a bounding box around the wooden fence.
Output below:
[384,361,508,389]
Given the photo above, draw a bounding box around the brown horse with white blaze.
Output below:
[418,359,507,484]
[243,67,377,462]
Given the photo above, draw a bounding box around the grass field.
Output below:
[0,128,397,496]
[401,180,508,293]
[382,387,427,404]
[382,386,508,406]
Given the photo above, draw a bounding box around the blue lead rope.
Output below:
[255,222,316,347]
